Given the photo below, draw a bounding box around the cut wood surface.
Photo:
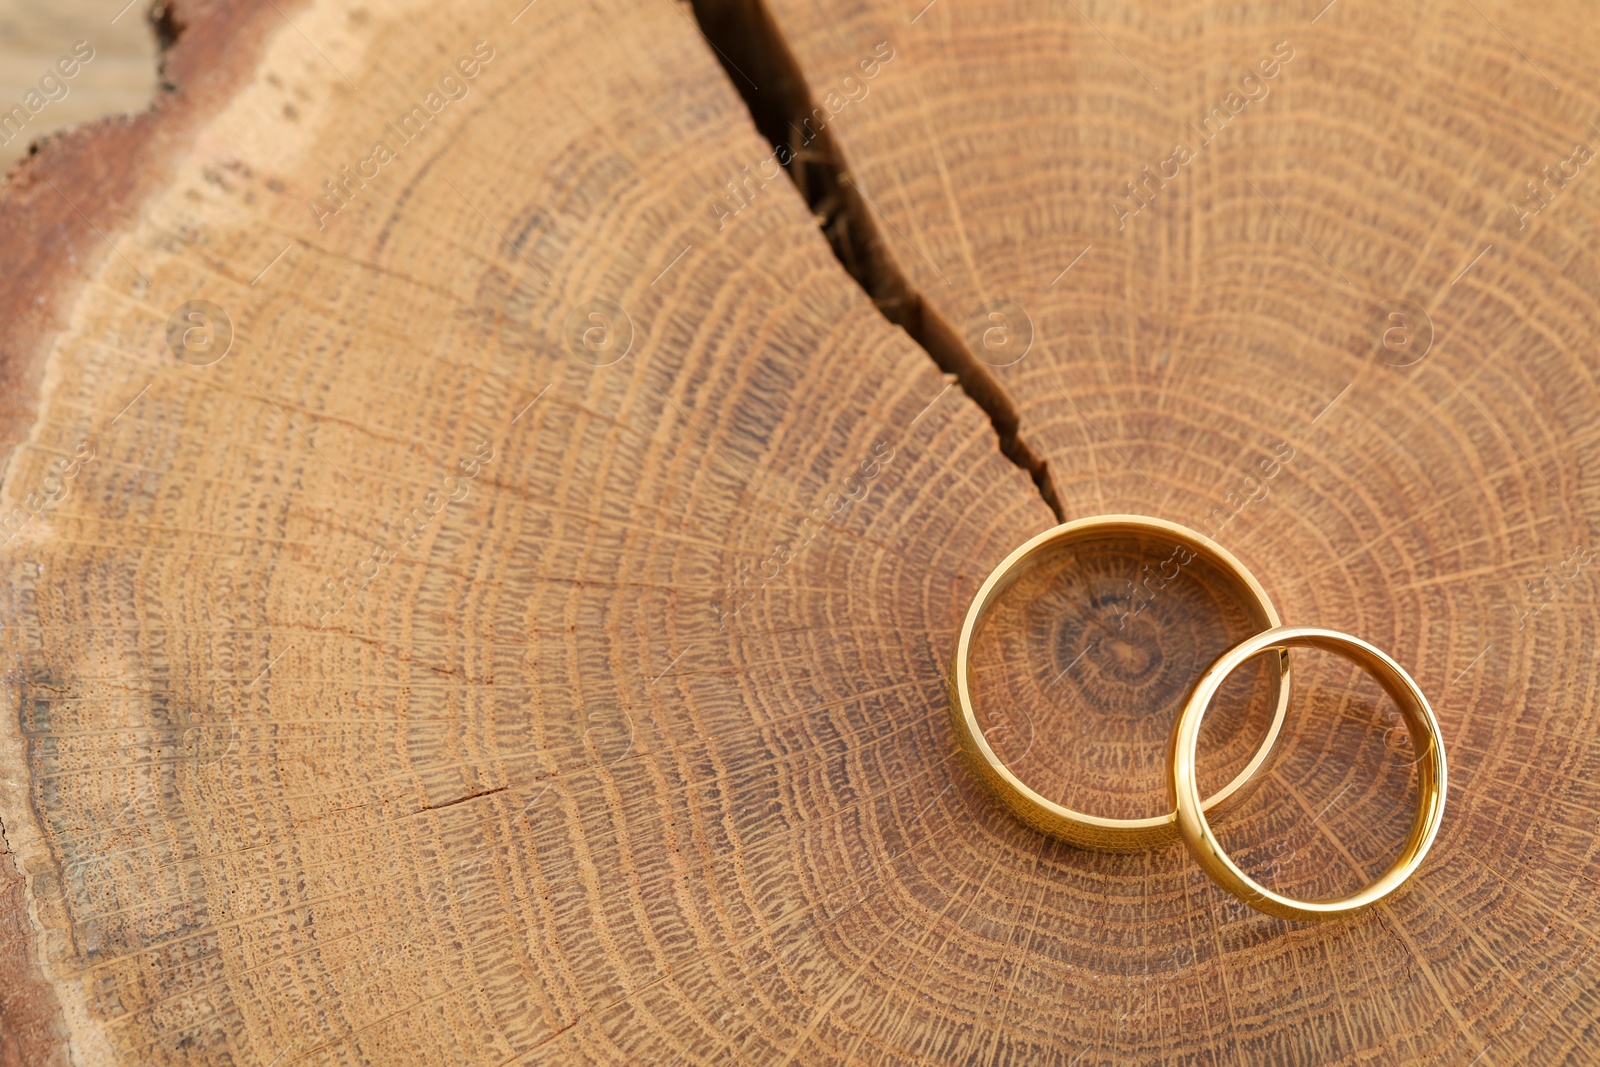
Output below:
[1,0,1597,1064]
[746,0,1600,1060]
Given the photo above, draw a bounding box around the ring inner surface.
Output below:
[968,526,1280,821]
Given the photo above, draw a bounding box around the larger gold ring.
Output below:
[1169,625,1448,921]
[949,515,1291,851]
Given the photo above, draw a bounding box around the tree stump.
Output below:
[2,0,1598,1063]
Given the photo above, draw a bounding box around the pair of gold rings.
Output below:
[948,515,1447,922]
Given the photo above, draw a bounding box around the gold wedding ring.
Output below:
[1169,626,1448,920]
[951,516,1449,921]
[948,516,1291,851]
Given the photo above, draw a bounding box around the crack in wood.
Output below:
[687,0,1065,521]
[418,786,508,813]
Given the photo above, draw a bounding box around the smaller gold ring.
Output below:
[949,515,1291,852]
[1169,625,1448,921]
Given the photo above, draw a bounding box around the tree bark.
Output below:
[1,0,1597,1063]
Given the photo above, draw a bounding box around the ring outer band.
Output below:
[1168,625,1448,921]
[948,515,1291,852]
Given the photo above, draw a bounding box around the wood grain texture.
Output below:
[0,0,1054,1063]
[751,0,1600,1061]
[2,0,1599,1064]
[1,8,295,1064]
